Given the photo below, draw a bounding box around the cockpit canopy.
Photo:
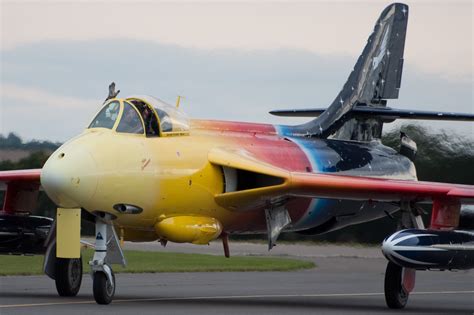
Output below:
[88,95,189,137]
[127,95,189,133]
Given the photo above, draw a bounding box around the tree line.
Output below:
[0,133,61,151]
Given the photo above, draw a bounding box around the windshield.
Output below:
[89,101,120,129]
[116,101,144,134]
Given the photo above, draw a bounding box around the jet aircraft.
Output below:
[1,3,473,309]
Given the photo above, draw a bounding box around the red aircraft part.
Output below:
[0,169,41,214]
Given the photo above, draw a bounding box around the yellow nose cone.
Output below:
[41,146,98,208]
[154,216,223,245]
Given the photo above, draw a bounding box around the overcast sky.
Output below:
[1,0,473,142]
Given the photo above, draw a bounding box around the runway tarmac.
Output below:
[1,242,473,314]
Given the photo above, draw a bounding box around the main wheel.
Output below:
[55,257,83,297]
[384,261,409,309]
[93,269,115,305]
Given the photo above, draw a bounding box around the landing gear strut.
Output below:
[89,214,125,305]
[384,201,423,309]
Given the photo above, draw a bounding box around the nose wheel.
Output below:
[93,268,116,304]
[89,214,126,305]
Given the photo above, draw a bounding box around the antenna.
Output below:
[176,95,184,108]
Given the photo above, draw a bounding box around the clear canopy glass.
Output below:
[88,101,120,129]
[126,95,190,133]
[116,101,144,134]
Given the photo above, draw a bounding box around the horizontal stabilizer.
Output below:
[270,107,474,122]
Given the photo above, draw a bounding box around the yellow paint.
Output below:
[56,208,81,258]
[42,97,278,243]
[154,216,222,244]
[63,131,229,230]
[45,127,251,242]
[208,147,288,178]
[175,95,182,108]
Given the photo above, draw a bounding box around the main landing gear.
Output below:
[55,257,83,296]
[383,202,423,309]
[43,222,83,297]
[89,213,126,304]
[384,261,412,308]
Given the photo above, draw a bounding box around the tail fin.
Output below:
[280,3,409,140]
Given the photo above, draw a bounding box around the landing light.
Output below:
[113,204,143,215]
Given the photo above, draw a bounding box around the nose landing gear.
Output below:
[89,214,126,305]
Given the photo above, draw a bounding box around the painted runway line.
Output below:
[1,290,473,309]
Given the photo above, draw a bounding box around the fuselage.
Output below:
[41,103,417,242]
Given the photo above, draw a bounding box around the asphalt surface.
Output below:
[1,242,473,315]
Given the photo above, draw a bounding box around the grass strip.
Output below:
[0,249,314,276]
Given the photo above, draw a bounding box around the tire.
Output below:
[93,270,115,305]
[55,257,83,297]
[384,261,409,309]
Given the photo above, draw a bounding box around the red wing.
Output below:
[289,172,474,203]
[214,165,474,230]
[0,169,42,182]
[289,172,474,230]
[0,169,42,214]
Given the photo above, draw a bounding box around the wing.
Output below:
[288,172,474,203]
[0,169,42,213]
[210,149,474,230]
